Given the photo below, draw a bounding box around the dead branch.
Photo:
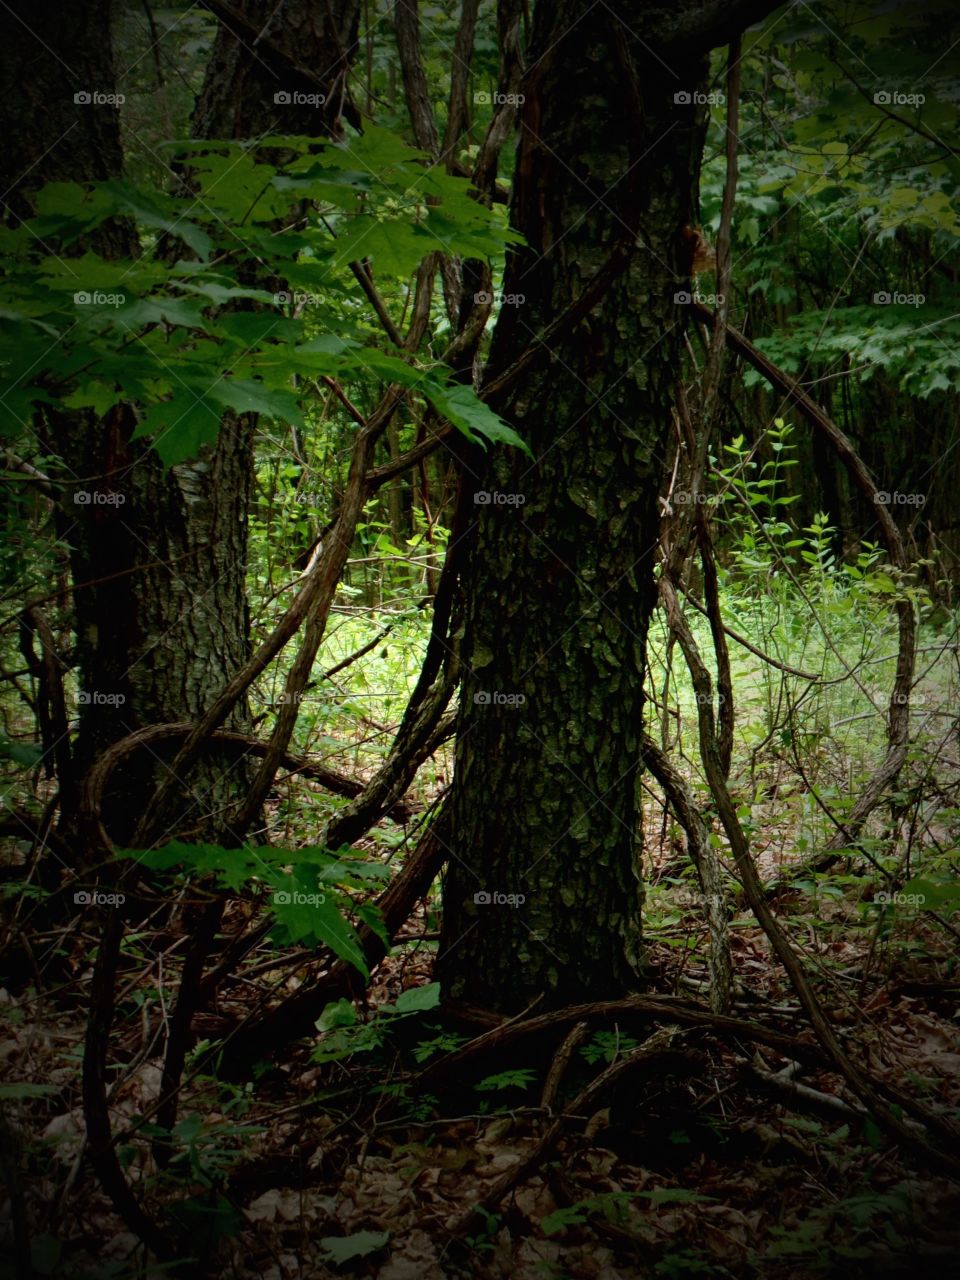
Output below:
[447,1026,686,1238]
[641,734,732,1014]
[422,995,825,1088]
[540,1021,590,1112]
[690,303,917,868]
[78,721,415,855]
[659,577,959,1175]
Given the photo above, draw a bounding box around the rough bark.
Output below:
[54,405,256,846]
[0,1,126,223]
[193,0,361,140]
[0,0,363,849]
[437,2,714,1010]
[394,0,440,153]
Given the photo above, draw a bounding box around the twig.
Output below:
[689,304,918,867]
[641,734,732,1014]
[447,1027,684,1238]
[540,1021,590,1112]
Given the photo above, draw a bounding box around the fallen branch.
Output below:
[540,1021,590,1112]
[78,721,415,854]
[422,994,826,1088]
[748,1063,869,1124]
[431,992,954,1154]
[447,1026,685,1238]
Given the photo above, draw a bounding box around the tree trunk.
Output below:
[438,1,767,1010]
[0,0,361,848]
[192,0,361,140]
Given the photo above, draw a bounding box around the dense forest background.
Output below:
[1,0,959,1276]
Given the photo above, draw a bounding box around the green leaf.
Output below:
[0,307,60,337]
[332,217,437,278]
[100,180,215,260]
[63,381,124,418]
[423,379,530,453]
[172,280,278,306]
[316,998,358,1032]
[207,378,304,426]
[356,900,390,947]
[475,1068,536,1092]
[211,311,301,346]
[862,1116,883,1149]
[901,875,960,913]
[0,1082,58,1099]
[116,295,208,330]
[541,1205,589,1235]
[392,982,441,1015]
[131,392,223,467]
[0,739,44,768]
[320,1231,390,1264]
[278,894,367,977]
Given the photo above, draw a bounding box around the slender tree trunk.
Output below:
[438,0,773,1010]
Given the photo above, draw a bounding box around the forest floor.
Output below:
[3,843,959,1280]
[3,606,960,1279]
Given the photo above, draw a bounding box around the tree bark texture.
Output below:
[438,0,718,1009]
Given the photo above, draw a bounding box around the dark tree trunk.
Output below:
[438,1,771,1010]
[0,0,361,849]
[193,0,361,140]
[0,1,126,223]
